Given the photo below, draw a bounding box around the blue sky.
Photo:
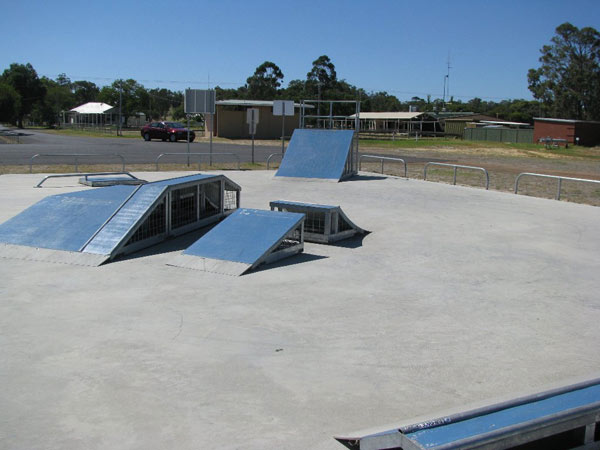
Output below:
[1,0,599,102]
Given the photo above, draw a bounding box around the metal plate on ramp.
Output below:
[0,186,136,252]
[275,129,354,181]
[171,208,304,275]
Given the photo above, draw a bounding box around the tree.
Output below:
[98,79,147,127]
[246,61,284,99]
[72,80,99,106]
[306,55,338,107]
[1,63,46,128]
[528,22,600,120]
[307,55,337,89]
[0,82,20,123]
[32,76,74,125]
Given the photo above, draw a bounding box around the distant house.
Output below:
[443,114,501,137]
[533,118,600,147]
[347,112,442,136]
[208,100,308,139]
[63,102,146,127]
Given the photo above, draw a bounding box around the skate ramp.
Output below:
[169,208,305,276]
[275,129,355,181]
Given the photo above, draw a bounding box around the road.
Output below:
[0,128,282,167]
[0,127,444,169]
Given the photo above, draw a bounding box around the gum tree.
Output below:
[528,22,600,120]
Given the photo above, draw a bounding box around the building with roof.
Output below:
[209,100,307,139]
[444,114,501,137]
[63,102,146,128]
[347,111,442,136]
[533,118,600,147]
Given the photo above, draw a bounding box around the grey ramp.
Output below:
[171,208,304,275]
[270,200,367,243]
[0,173,240,265]
[83,184,167,255]
[0,185,137,252]
[275,129,354,181]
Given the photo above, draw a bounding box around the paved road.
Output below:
[0,128,282,167]
[0,127,447,169]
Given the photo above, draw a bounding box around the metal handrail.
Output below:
[266,153,283,170]
[29,153,125,173]
[515,172,600,200]
[35,172,139,188]
[359,154,407,177]
[424,162,490,190]
[155,152,240,170]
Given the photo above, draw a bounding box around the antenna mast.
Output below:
[443,53,451,107]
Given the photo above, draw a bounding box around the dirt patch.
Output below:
[360,143,600,207]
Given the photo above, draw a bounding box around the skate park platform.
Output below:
[269,200,366,244]
[0,174,240,265]
[275,129,356,181]
[1,170,600,450]
[169,208,305,276]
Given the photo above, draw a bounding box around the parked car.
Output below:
[141,121,195,142]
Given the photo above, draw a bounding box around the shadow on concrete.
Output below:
[329,232,370,249]
[249,252,328,275]
[112,224,218,263]
[348,174,388,181]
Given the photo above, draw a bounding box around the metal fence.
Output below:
[155,153,240,170]
[30,153,126,173]
[359,155,407,177]
[424,162,490,190]
[464,127,533,144]
[515,173,600,200]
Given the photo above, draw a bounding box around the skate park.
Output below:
[1,103,600,449]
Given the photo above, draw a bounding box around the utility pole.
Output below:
[118,80,122,136]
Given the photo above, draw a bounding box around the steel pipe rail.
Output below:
[154,152,240,170]
[266,153,283,170]
[35,172,140,188]
[359,154,407,177]
[29,153,125,173]
[424,162,490,190]
[515,172,600,200]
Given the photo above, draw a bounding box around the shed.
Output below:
[533,118,600,147]
[65,102,116,127]
[347,112,441,136]
[444,114,501,136]
[63,102,146,128]
[208,100,307,139]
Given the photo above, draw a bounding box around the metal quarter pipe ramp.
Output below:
[0,174,241,266]
[169,208,305,276]
[335,378,600,450]
[269,200,367,244]
[275,129,356,181]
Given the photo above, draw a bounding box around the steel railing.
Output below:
[266,153,283,170]
[155,152,240,170]
[35,172,140,188]
[29,153,125,173]
[359,155,407,177]
[515,172,600,200]
[424,162,490,190]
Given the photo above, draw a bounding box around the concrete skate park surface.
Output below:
[1,170,599,450]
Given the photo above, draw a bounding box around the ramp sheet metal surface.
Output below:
[405,383,600,448]
[83,184,167,255]
[0,186,136,252]
[183,208,304,264]
[275,129,354,180]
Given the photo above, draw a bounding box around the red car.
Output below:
[141,121,195,142]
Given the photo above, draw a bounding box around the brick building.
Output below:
[533,118,600,146]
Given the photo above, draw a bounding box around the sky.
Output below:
[1,0,599,102]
